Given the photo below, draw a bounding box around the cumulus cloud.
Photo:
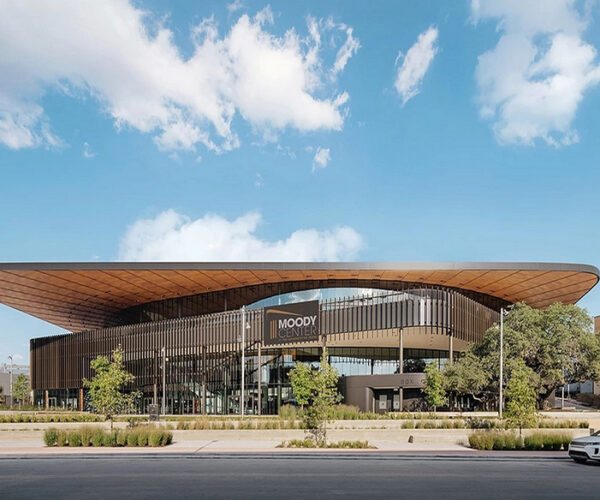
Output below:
[312,147,330,171]
[395,26,438,105]
[118,210,363,261]
[471,0,600,146]
[0,1,359,152]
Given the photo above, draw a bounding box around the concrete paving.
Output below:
[0,425,593,455]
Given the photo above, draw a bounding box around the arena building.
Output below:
[0,262,597,414]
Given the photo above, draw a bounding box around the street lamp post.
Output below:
[8,355,13,409]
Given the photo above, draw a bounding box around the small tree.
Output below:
[83,345,139,430]
[288,362,313,409]
[505,361,537,435]
[423,363,446,412]
[288,348,341,445]
[12,374,30,407]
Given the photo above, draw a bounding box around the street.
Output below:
[0,453,598,499]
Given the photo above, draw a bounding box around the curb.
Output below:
[0,449,573,460]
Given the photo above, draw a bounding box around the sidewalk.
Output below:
[0,437,577,457]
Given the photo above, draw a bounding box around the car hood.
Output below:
[571,436,600,445]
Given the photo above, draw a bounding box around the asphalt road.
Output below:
[0,453,598,499]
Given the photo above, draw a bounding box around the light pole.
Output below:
[8,355,13,409]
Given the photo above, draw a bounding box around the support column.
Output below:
[44,389,49,410]
[449,332,454,365]
[153,349,158,406]
[78,387,84,412]
[398,328,404,412]
[201,345,207,415]
[257,343,262,416]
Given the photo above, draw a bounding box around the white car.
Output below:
[568,431,600,463]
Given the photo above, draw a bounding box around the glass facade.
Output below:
[33,346,452,414]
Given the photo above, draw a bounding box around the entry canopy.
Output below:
[0,261,597,332]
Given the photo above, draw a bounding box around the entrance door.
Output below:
[373,389,396,413]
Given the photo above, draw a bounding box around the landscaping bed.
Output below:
[43,426,173,447]
[468,431,572,451]
[278,439,375,449]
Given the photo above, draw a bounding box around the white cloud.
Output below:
[227,0,244,14]
[83,141,95,158]
[0,2,357,152]
[254,172,264,187]
[395,26,438,105]
[471,0,600,146]
[332,26,360,75]
[118,210,363,261]
[312,147,330,171]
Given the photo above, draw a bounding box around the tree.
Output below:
[444,302,600,409]
[288,362,313,409]
[403,358,426,373]
[12,374,30,406]
[443,351,490,409]
[505,361,537,434]
[288,348,341,445]
[83,345,139,430]
[423,363,446,411]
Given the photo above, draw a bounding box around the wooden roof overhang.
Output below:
[0,262,597,332]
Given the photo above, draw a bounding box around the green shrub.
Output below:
[126,431,138,447]
[401,420,415,429]
[161,430,173,446]
[68,431,82,447]
[43,428,58,447]
[468,431,514,450]
[137,430,149,447]
[501,433,523,450]
[103,431,117,447]
[149,431,162,447]
[79,427,93,446]
[57,430,68,447]
[283,439,315,448]
[327,440,372,449]
[278,404,298,419]
[116,430,127,447]
[91,429,104,447]
[491,433,505,450]
[524,434,543,450]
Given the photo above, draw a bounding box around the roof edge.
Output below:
[0,261,598,276]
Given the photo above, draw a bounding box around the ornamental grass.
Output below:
[43,426,172,447]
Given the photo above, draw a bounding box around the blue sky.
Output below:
[1,0,600,364]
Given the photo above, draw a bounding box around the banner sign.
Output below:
[263,300,320,345]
